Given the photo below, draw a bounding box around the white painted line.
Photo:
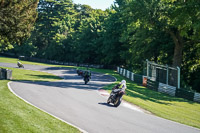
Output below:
[7,81,88,133]
[122,102,144,113]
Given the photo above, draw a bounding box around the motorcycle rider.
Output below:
[17,61,24,68]
[83,70,91,80]
[113,80,127,93]
[107,80,127,106]
[76,68,82,76]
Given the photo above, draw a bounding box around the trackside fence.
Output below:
[18,56,104,69]
[117,67,200,103]
[0,68,12,80]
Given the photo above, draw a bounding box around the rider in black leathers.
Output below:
[83,70,91,80]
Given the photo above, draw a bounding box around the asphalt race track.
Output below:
[1,62,200,133]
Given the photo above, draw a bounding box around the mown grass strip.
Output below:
[0,67,80,133]
[1,56,200,129]
[0,56,75,68]
[92,69,200,129]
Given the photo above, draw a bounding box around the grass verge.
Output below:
[92,69,200,129]
[0,67,80,133]
[1,56,200,129]
[0,56,75,68]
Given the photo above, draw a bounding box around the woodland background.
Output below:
[0,0,200,92]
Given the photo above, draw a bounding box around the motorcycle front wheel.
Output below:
[107,96,112,104]
[84,78,88,84]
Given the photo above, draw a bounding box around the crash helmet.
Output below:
[121,80,126,84]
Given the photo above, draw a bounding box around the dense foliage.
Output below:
[0,0,38,51]
[1,0,200,92]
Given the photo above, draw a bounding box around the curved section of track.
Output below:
[1,62,199,133]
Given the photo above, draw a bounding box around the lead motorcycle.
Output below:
[84,75,90,84]
[107,86,125,107]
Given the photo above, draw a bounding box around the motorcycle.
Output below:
[107,87,125,107]
[17,61,24,68]
[77,70,83,77]
[84,76,90,84]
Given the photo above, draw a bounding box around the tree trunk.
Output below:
[168,29,183,67]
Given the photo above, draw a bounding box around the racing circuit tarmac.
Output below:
[1,62,200,133]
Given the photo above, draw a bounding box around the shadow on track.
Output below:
[98,102,115,108]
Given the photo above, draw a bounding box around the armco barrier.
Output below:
[18,56,104,69]
[6,69,12,80]
[131,72,134,81]
[118,67,142,84]
[120,68,123,75]
[175,89,195,101]
[147,79,159,91]
[117,67,120,73]
[123,69,126,76]
[158,83,176,96]
[134,74,143,84]
[0,68,12,80]
[126,70,131,79]
[194,92,200,103]
[0,68,6,79]
[117,67,200,103]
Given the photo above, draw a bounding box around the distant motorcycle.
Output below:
[107,87,125,107]
[17,61,24,68]
[77,69,83,77]
[84,76,90,84]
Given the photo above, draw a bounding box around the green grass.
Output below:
[0,56,75,68]
[123,83,200,128]
[1,67,62,82]
[0,67,80,132]
[94,69,200,129]
[1,56,200,129]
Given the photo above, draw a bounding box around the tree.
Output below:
[29,0,75,60]
[0,0,39,52]
[115,0,200,91]
[120,0,200,67]
[100,8,125,66]
[71,7,108,64]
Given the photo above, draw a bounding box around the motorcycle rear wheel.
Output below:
[114,96,122,107]
[84,79,88,84]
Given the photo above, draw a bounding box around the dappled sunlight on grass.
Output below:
[0,62,80,132]
[25,74,62,80]
[0,80,80,133]
[0,56,76,69]
[94,69,200,128]
[1,56,200,129]
[1,66,62,82]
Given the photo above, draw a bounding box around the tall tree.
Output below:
[0,0,39,52]
[72,7,108,64]
[120,0,200,67]
[30,0,75,59]
[100,8,125,66]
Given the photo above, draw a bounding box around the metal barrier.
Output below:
[0,68,12,80]
[0,68,6,79]
[175,89,195,101]
[18,56,104,69]
[158,83,176,96]
[147,79,159,91]
[117,66,200,103]
[145,60,180,88]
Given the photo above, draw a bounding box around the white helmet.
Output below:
[121,80,126,84]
